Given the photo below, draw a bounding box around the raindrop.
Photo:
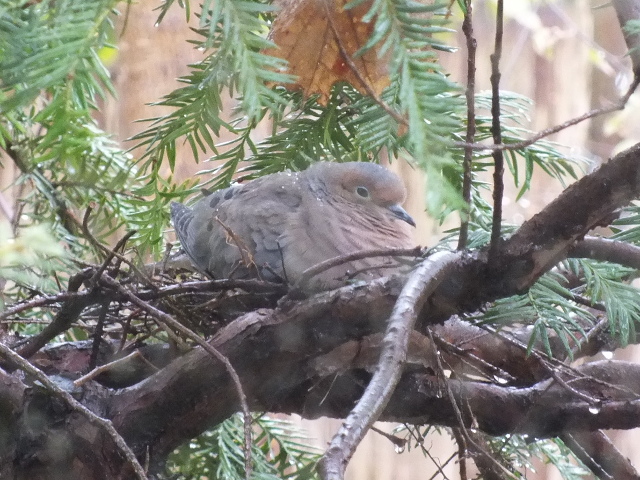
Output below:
[394,444,405,454]
[589,405,600,414]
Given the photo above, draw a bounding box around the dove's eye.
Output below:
[355,186,370,198]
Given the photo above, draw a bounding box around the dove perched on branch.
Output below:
[171,162,417,291]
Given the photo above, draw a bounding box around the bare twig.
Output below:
[369,425,407,450]
[489,0,505,260]
[549,369,601,405]
[463,429,512,480]
[452,427,468,480]
[458,0,477,251]
[561,430,640,480]
[297,246,424,290]
[426,327,513,480]
[2,140,82,237]
[324,6,408,126]
[317,251,462,480]
[0,291,80,321]
[85,223,136,288]
[89,301,109,370]
[74,351,157,387]
[430,330,517,383]
[215,217,257,276]
[0,342,148,480]
[139,278,287,299]
[453,77,640,152]
[426,452,458,480]
[99,275,254,479]
[80,207,153,287]
[15,269,99,359]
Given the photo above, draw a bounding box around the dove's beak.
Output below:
[389,205,416,227]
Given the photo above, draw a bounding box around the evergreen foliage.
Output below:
[0,0,638,477]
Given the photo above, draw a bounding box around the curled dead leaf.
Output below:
[264,0,390,104]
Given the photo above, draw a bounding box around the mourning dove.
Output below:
[171,162,416,290]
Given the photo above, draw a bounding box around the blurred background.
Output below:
[3,0,640,478]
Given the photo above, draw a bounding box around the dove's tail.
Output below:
[170,201,195,256]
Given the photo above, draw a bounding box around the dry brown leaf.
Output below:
[264,0,390,104]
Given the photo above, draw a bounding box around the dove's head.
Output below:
[309,162,416,227]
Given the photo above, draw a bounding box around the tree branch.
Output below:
[489,0,505,259]
[458,0,477,250]
[0,342,147,479]
[569,236,640,269]
[318,251,462,480]
[560,431,640,480]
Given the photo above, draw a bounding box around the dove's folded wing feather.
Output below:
[171,162,416,291]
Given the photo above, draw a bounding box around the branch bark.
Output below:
[318,251,462,480]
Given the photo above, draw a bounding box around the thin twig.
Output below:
[458,0,477,251]
[570,292,607,312]
[370,425,407,450]
[431,330,516,383]
[0,291,80,321]
[426,328,513,479]
[215,217,257,276]
[324,3,408,126]
[89,301,109,370]
[80,207,153,287]
[426,452,458,480]
[16,269,98,359]
[483,324,640,403]
[0,342,147,479]
[453,77,640,152]
[549,369,601,404]
[74,351,157,387]
[3,140,82,237]
[297,246,424,290]
[452,427,468,480]
[86,225,136,289]
[489,0,505,260]
[570,317,611,358]
[99,275,254,479]
[317,251,462,480]
[139,279,287,299]
[561,430,640,480]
